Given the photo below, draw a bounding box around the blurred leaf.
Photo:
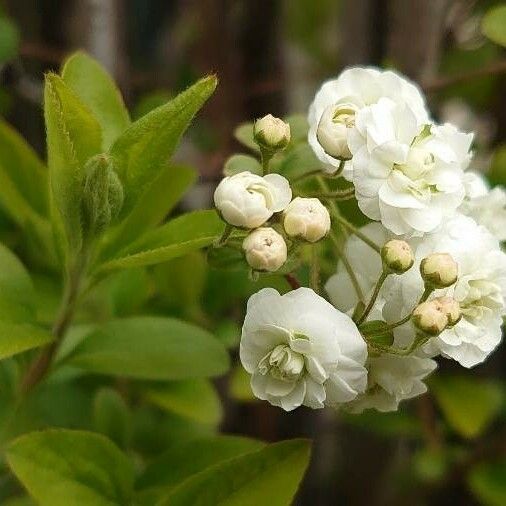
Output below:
[431,375,504,439]
[142,379,222,426]
[468,459,506,506]
[0,321,53,361]
[110,75,217,216]
[6,429,134,506]
[284,114,309,142]
[482,5,506,48]
[223,154,262,177]
[3,497,35,506]
[214,320,241,349]
[98,210,224,272]
[136,436,264,500]
[44,73,102,255]
[488,144,506,186]
[158,439,311,506]
[342,409,423,438]
[0,15,19,64]
[234,122,259,152]
[66,316,229,380]
[62,52,130,150]
[413,447,450,483]
[93,388,131,449]
[229,365,255,402]
[100,164,196,260]
[207,245,247,271]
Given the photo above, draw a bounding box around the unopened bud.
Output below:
[412,300,448,336]
[283,197,331,243]
[433,296,461,327]
[82,154,124,238]
[254,114,291,151]
[381,239,414,274]
[243,227,287,272]
[316,102,359,160]
[420,253,458,288]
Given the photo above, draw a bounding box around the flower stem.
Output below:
[310,244,320,294]
[260,148,274,175]
[333,214,381,254]
[356,270,388,325]
[284,273,301,290]
[214,224,234,247]
[305,187,355,200]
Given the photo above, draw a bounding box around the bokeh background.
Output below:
[1,1,506,505]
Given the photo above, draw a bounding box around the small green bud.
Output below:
[420,253,458,288]
[381,239,414,274]
[82,154,124,238]
[253,114,291,152]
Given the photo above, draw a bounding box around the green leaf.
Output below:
[234,122,259,152]
[93,388,131,449]
[62,51,130,150]
[98,210,224,272]
[229,364,255,401]
[142,379,222,426]
[110,76,217,216]
[0,119,49,224]
[488,144,506,186]
[0,321,54,360]
[136,436,264,497]
[0,15,19,64]
[283,114,308,142]
[482,5,506,48]
[44,73,102,253]
[6,429,134,506]
[66,316,230,380]
[223,154,261,176]
[100,164,196,260]
[158,439,311,506]
[359,320,394,347]
[431,375,504,439]
[468,459,506,506]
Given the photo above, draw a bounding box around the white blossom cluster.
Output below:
[214,67,506,414]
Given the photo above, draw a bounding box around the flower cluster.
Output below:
[213,67,506,413]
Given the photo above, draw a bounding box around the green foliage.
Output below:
[482,5,506,48]
[468,458,506,506]
[0,13,19,64]
[93,388,131,449]
[66,316,229,380]
[431,375,504,439]
[158,439,311,505]
[488,144,506,186]
[223,154,262,176]
[6,429,134,506]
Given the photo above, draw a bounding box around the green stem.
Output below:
[357,270,388,325]
[260,148,274,175]
[214,224,234,247]
[305,187,355,200]
[310,244,320,294]
[333,214,381,254]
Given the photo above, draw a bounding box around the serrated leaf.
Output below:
[482,5,506,48]
[0,321,54,360]
[97,210,224,272]
[44,73,102,254]
[158,439,311,506]
[99,164,196,261]
[66,316,230,380]
[223,154,261,176]
[62,51,130,150]
[6,429,134,506]
[360,320,394,347]
[110,76,217,216]
[136,436,264,500]
[142,379,222,426]
[431,375,504,439]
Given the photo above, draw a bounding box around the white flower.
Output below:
[383,214,506,367]
[243,227,287,272]
[214,171,292,228]
[283,197,331,242]
[240,288,368,411]
[325,222,390,313]
[349,99,472,235]
[460,172,506,242]
[254,114,291,151]
[346,355,437,413]
[308,67,429,174]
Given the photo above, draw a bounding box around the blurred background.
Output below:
[0,1,506,505]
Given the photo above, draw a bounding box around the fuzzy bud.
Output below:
[283,197,331,243]
[432,296,461,328]
[381,239,414,274]
[243,227,287,272]
[316,102,359,160]
[411,300,448,336]
[82,154,124,238]
[254,114,291,151]
[420,253,458,288]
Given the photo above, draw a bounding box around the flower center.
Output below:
[258,344,304,382]
[247,182,275,209]
[395,147,435,181]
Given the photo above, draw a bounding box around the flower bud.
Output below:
[381,239,414,274]
[243,227,287,272]
[433,296,461,327]
[411,300,448,336]
[82,154,124,238]
[316,102,359,160]
[283,197,331,243]
[254,114,291,151]
[420,253,458,288]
